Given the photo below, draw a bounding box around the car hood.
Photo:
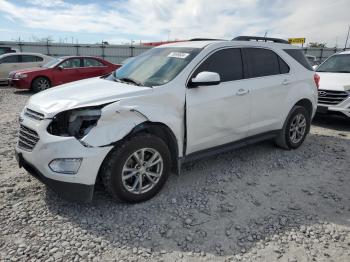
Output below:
[316,72,350,91]
[26,77,152,118]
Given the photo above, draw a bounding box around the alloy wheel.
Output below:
[121,148,163,194]
[289,113,306,144]
[37,79,50,91]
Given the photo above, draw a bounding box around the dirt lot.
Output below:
[0,86,349,262]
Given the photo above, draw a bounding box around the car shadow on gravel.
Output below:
[42,132,350,258]
[312,113,350,132]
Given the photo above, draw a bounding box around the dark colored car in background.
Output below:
[8,56,121,92]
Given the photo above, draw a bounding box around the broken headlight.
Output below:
[47,106,103,139]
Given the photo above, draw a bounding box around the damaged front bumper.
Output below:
[15,115,113,202]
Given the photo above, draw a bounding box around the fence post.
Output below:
[46,40,50,56]
[101,44,105,59]
[18,41,23,52]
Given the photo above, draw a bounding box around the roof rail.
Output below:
[232,36,289,44]
[189,38,225,41]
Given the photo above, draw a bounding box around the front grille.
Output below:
[318,90,349,105]
[18,124,40,151]
[24,108,45,121]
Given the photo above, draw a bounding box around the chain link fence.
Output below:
[0,41,152,64]
[1,41,349,64]
[302,47,350,63]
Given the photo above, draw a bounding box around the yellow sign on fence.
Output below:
[288,38,306,44]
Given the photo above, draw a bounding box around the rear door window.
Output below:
[193,48,243,82]
[278,57,290,74]
[242,48,282,78]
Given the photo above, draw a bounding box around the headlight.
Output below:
[14,73,28,79]
[47,106,103,139]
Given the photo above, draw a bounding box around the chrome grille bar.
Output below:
[18,124,39,151]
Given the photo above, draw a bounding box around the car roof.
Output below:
[58,56,104,60]
[0,52,48,57]
[157,40,299,50]
[337,50,350,55]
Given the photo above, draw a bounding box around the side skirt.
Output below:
[177,130,280,170]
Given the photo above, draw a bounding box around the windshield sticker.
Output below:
[167,52,190,59]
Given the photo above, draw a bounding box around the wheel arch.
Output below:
[127,121,180,174]
[294,98,313,118]
[96,121,180,187]
[31,75,51,90]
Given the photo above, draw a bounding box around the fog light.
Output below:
[49,158,82,174]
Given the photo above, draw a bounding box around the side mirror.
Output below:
[189,71,220,88]
[312,65,318,71]
[57,66,64,71]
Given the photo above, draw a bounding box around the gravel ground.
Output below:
[0,86,349,262]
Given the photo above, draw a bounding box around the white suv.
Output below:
[15,36,318,203]
[315,51,350,117]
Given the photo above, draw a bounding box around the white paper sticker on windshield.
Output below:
[167,52,190,59]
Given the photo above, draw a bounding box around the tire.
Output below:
[32,77,51,93]
[275,106,311,150]
[100,133,171,203]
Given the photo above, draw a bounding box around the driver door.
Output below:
[54,58,82,85]
[186,48,252,154]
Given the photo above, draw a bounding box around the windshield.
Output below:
[112,47,201,87]
[42,58,63,68]
[317,54,350,73]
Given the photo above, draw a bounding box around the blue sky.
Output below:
[0,0,349,47]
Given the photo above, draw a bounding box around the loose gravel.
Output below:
[0,86,349,262]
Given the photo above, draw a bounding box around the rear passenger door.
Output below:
[81,58,106,79]
[186,48,251,154]
[241,48,291,136]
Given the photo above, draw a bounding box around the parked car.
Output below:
[15,36,318,203]
[0,46,17,55]
[315,51,350,117]
[8,56,121,92]
[0,52,53,85]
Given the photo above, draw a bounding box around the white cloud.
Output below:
[0,0,349,46]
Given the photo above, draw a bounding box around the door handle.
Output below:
[236,89,249,96]
[282,79,291,85]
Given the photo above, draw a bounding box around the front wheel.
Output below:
[275,106,311,149]
[100,134,171,203]
[32,77,50,93]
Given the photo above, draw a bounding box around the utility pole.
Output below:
[344,25,350,50]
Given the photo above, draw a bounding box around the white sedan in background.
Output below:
[315,51,350,117]
[0,52,53,84]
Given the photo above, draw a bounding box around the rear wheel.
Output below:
[275,106,310,149]
[32,77,50,93]
[100,134,171,203]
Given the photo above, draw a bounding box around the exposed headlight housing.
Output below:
[47,106,104,139]
[14,73,28,79]
[49,158,82,174]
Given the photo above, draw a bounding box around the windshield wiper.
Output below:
[117,77,142,86]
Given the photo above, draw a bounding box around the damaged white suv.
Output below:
[15,36,318,203]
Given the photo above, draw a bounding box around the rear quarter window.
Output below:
[21,55,44,62]
[284,49,313,70]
